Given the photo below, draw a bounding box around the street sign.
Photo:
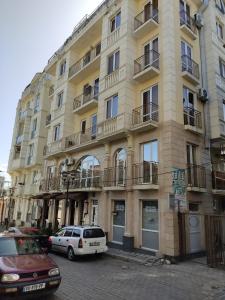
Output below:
[171,168,187,210]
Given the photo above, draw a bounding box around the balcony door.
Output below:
[144,38,158,69]
[94,78,99,99]
[187,144,198,186]
[183,87,194,126]
[180,0,191,26]
[115,148,126,186]
[142,85,158,122]
[142,141,158,184]
[181,41,192,73]
[112,200,125,244]
[91,114,97,139]
[144,2,151,22]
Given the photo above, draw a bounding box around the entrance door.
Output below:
[142,200,159,251]
[91,200,98,226]
[112,200,125,244]
[189,214,202,253]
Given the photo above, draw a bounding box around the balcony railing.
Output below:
[19,108,31,120]
[97,113,127,139]
[39,176,61,192]
[181,55,199,79]
[212,170,225,191]
[65,127,97,149]
[132,103,159,126]
[134,50,160,75]
[187,164,206,189]
[104,166,127,187]
[73,86,99,110]
[46,114,51,126]
[180,10,197,35]
[183,107,202,129]
[43,139,64,157]
[69,43,101,78]
[134,5,159,31]
[133,162,158,185]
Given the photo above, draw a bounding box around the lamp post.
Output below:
[61,171,76,226]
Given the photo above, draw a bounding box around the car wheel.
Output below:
[67,247,75,261]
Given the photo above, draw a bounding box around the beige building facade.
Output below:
[8,0,224,257]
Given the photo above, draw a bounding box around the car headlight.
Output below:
[48,268,60,277]
[1,274,20,282]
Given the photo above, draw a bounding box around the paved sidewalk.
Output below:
[106,247,170,266]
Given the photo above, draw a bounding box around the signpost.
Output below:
[171,168,187,211]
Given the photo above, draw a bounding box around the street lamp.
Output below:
[61,170,76,226]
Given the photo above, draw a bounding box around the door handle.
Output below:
[58,239,61,241]
[66,239,69,242]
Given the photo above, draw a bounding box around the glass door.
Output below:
[112,200,125,244]
[142,85,158,122]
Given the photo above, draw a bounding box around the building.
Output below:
[8,73,52,226]
[8,0,222,257]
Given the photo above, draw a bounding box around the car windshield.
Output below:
[0,237,43,256]
[83,228,105,239]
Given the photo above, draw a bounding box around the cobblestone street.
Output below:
[46,253,225,300]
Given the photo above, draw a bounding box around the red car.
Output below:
[0,233,61,299]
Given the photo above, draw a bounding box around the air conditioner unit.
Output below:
[198,88,208,102]
[194,13,204,28]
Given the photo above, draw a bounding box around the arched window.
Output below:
[75,155,101,188]
[114,149,126,185]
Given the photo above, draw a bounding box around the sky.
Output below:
[0,0,103,182]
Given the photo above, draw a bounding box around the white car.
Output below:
[50,226,108,260]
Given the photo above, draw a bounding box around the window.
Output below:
[34,94,40,113]
[28,144,34,157]
[95,43,101,56]
[183,87,195,126]
[144,38,159,68]
[72,229,80,237]
[53,124,61,141]
[83,228,105,238]
[108,50,120,74]
[215,0,225,13]
[64,229,73,237]
[31,118,37,139]
[187,143,197,165]
[110,11,121,32]
[81,120,86,134]
[83,50,91,65]
[59,60,66,76]
[143,141,158,163]
[91,114,97,138]
[106,95,118,119]
[32,170,38,184]
[219,58,225,78]
[142,141,158,184]
[57,91,64,108]
[216,21,224,39]
[142,85,158,122]
[223,102,225,120]
[180,0,191,26]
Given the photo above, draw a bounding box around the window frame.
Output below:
[53,124,61,142]
[106,94,118,119]
[107,50,120,75]
[110,11,121,33]
[56,91,64,109]
[59,60,66,76]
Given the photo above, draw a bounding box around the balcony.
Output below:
[107,27,120,47]
[46,114,51,126]
[39,176,60,193]
[10,158,25,170]
[19,109,32,121]
[187,164,206,192]
[97,113,129,142]
[68,43,101,83]
[181,55,200,85]
[133,50,160,82]
[212,169,225,195]
[132,162,159,190]
[103,166,127,190]
[65,127,98,152]
[73,86,98,114]
[43,139,65,158]
[134,5,159,38]
[183,107,203,134]
[131,103,159,132]
[180,10,197,40]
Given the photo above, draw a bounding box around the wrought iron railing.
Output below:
[180,10,197,35]
[73,86,99,110]
[69,42,101,78]
[212,166,225,190]
[43,139,64,156]
[187,164,206,189]
[104,166,127,187]
[132,162,158,185]
[183,107,202,129]
[132,103,159,126]
[181,55,199,79]
[134,5,159,31]
[134,50,160,75]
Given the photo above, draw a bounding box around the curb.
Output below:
[105,251,150,265]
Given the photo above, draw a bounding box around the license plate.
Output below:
[89,242,100,246]
[23,283,46,292]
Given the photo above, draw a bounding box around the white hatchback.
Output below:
[50,226,108,260]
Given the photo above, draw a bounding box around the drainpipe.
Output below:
[197,0,210,151]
